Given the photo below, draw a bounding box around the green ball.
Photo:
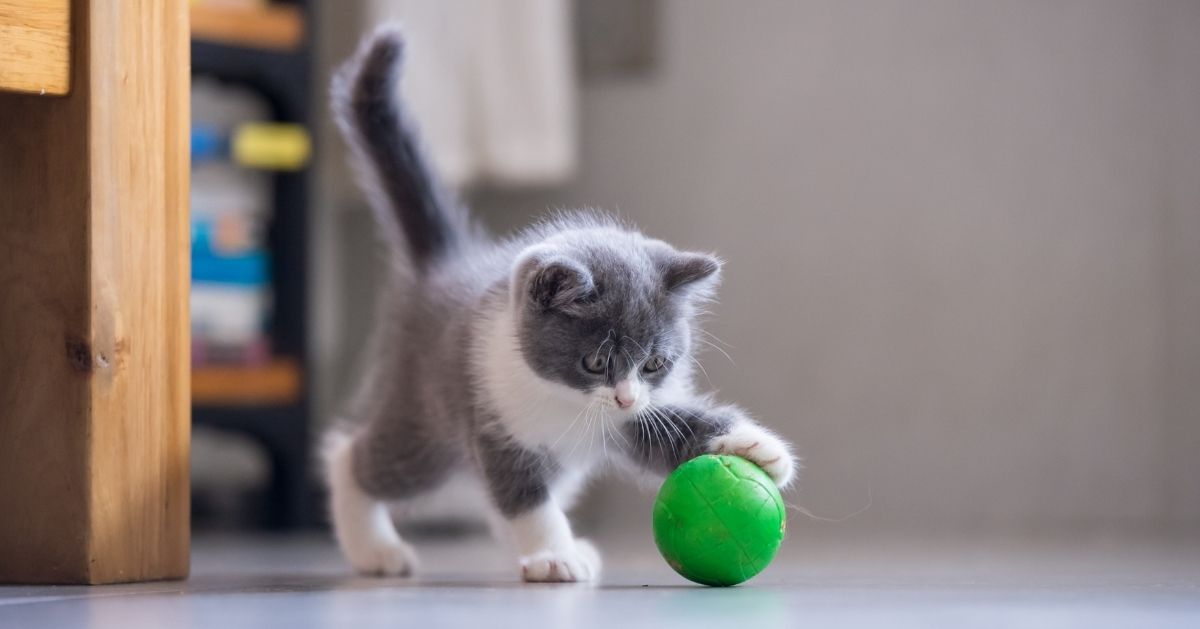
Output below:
[653,454,786,586]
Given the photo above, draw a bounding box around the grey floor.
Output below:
[2,532,1199,628]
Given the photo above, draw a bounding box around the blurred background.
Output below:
[189,0,1200,544]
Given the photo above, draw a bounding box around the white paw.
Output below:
[710,422,797,488]
[344,535,419,577]
[520,539,601,583]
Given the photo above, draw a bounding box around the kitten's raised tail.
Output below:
[331,25,469,272]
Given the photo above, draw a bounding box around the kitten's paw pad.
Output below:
[520,539,601,583]
[710,423,797,488]
[344,536,418,577]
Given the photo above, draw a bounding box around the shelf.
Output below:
[188,0,313,530]
[191,3,304,51]
[192,358,302,406]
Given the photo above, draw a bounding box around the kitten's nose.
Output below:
[614,379,639,409]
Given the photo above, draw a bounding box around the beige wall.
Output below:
[1164,5,1200,527]
[316,0,1200,536]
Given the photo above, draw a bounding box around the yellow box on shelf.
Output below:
[231,122,312,171]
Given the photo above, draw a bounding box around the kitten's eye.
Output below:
[582,352,607,374]
[643,355,667,373]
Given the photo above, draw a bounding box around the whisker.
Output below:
[610,414,630,448]
[671,354,713,389]
[620,347,637,368]
[646,409,672,463]
[640,411,664,463]
[598,407,611,460]
[551,397,593,450]
[658,405,696,439]
[621,335,650,360]
[785,485,874,523]
[566,399,596,461]
[698,328,735,348]
[651,406,688,449]
[585,404,599,459]
[635,412,651,465]
[696,337,736,366]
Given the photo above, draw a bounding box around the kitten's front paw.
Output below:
[710,422,797,488]
[344,534,419,577]
[520,539,601,583]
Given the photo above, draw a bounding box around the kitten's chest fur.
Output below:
[473,305,607,464]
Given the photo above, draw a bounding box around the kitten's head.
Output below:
[509,225,720,415]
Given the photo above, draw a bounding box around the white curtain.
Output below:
[363,0,578,188]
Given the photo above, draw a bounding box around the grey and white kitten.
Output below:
[324,26,797,583]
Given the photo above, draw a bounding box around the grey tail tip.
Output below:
[357,27,407,84]
[340,21,464,272]
[368,25,407,59]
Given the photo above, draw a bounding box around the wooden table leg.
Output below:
[0,0,190,584]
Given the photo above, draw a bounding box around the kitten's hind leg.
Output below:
[323,430,418,576]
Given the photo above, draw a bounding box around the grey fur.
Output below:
[623,403,738,475]
[330,26,473,270]
[328,27,750,522]
[475,426,559,518]
[512,234,717,393]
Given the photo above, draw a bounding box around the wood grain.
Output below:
[0,0,189,584]
[0,0,70,95]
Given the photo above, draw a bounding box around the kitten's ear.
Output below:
[663,252,722,293]
[513,248,595,313]
[531,260,594,311]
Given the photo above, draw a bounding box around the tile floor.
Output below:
[2,532,1198,628]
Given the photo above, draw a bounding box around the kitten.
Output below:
[324,26,797,583]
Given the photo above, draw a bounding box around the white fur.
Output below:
[330,28,794,585]
[331,297,796,584]
[472,300,633,583]
[613,375,641,409]
[323,430,419,576]
[509,501,601,583]
[474,304,615,461]
[470,293,798,582]
[709,420,799,488]
[329,244,795,584]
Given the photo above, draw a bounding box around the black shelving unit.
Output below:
[191,0,315,529]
